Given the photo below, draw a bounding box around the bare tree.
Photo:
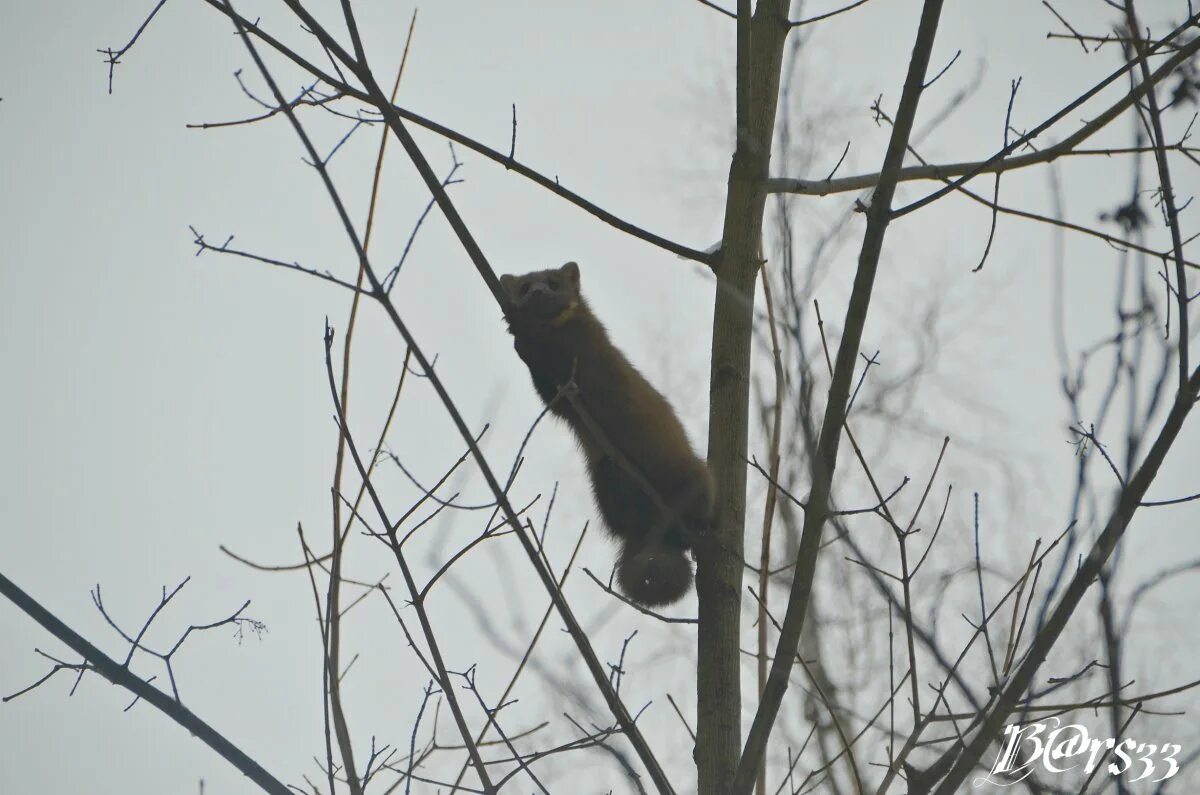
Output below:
[4,1,1199,794]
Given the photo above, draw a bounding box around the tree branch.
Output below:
[731,2,946,792]
[765,21,1200,200]
[0,571,292,795]
[930,366,1200,793]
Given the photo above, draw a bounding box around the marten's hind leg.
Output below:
[586,455,690,549]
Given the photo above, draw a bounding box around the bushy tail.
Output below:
[616,541,693,607]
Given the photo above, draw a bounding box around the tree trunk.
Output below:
[697,2,791,792]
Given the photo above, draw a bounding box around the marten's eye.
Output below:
[547,278,560,290]
[519,282,532,296]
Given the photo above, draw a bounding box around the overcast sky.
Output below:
[2,1,1198,793]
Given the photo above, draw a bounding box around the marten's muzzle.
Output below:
[520,286,572,322]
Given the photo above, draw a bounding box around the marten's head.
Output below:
[500,262,581,327]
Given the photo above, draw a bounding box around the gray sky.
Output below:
[2,1,1198,792]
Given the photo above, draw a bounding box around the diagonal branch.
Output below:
[765,20,1200,199]
[191,0,713,265]
[0,571,292,795]
[929,366,1200,793]
[215,3,675,789]
[730,2,947,792]
[219,4,497,788]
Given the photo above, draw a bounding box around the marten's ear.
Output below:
[499,274,519,297]
[561,261,580,288]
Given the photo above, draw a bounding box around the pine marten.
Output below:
[500,261,713,607]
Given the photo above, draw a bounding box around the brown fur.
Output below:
[500,262,712,607]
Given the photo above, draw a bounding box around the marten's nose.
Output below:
[527,283,548,297]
